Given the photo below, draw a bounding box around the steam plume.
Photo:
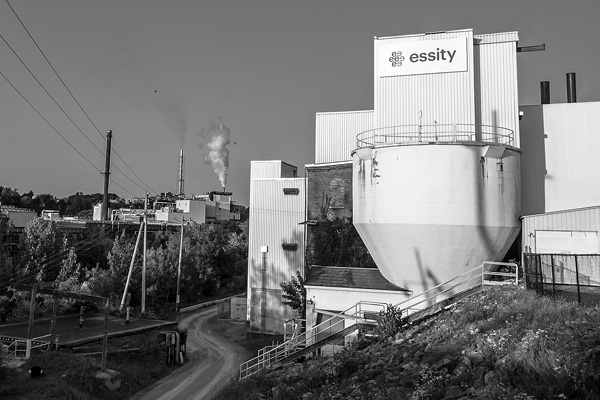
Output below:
[199,117,230,188]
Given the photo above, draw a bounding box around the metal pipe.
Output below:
[540,81,550,104]
[566,72,577,103]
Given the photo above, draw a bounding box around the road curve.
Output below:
[134,305,249,400]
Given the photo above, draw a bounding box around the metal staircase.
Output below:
[239,261,518,379]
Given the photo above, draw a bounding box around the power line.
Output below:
[0,69,102,174]
[5,0,159,197]
[0,31,153,196]
[0,225,124,288]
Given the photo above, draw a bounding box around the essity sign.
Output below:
[378,37,468,77]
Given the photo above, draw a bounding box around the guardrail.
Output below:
[356,124,515,148]
[239,261,518,379]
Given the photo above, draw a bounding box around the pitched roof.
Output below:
[305,266,408,292]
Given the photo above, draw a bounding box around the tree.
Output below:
[280,271,306,319]
[306,217,377,268]
[19,218,68,283]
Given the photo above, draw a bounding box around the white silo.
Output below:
[352,29,521,294]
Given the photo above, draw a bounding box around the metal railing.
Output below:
[393,261,519,318]
[239,261,518,379]
[3,333,52,360]
[239,301,387,379]
[356,124,515,148]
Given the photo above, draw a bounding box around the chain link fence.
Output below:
[524,253,600,304]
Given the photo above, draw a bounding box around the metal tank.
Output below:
[352,124,521,294]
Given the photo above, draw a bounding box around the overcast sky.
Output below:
[1,0,599,206]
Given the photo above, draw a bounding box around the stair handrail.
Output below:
[393,262,518,318]
[240,262,519,379]
[240,300,387,379]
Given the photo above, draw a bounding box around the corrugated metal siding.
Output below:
[315,110,373,164]
[519,105,547,215]
[474,32,519,44]
[250,160,285,180]
[374,30,475,129]
[473,35,519,146]
[522,206,600,252]
[247,178,305,333]
[543,102,600,212]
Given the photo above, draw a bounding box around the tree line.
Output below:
[0,187,129,217]
[0,218,248,322]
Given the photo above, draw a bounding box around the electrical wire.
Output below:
[0,69,103,174]
[0,31,151,195]
[0,225,124,288]
[0,223,119,285]
[5,0,159,197]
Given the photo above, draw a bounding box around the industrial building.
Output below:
[247,28,600,336]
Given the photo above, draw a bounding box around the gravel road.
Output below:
[133,305,249,400]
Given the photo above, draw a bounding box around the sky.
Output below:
[1,0,600,206]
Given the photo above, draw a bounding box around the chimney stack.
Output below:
[540,81,550,104]
[566,72,577,103]
[177,149,185,197]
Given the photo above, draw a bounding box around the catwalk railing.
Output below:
[356,124,515,148]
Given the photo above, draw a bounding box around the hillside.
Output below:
[216,285,600,399]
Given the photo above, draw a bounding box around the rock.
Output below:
[432,355,455,371]
[95,369,121,391]
[421,351,445,366]
[464,350,484,366]
[444,385,464,399]
[387,386,413,399]
[484,370,500,386]
[452,362,468,376]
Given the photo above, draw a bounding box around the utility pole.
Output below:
[176,218,184,312]
[25,284,37,359]
[101,130,112,221]
[141,192,148,314]
[120,220,144,310]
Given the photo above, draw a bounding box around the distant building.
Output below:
[155,192,239,224]
[0,205,37,228]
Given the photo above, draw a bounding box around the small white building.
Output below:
[304,266,411,351]
[246,161,305,335]
[0,205,37,228]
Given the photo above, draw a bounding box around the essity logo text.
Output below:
[389,48,457,67]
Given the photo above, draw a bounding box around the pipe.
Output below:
[566,72,577,103]
[540,81,550,104]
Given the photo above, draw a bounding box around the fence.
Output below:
[523,253,600,304]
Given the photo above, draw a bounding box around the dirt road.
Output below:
[133,305,249,400]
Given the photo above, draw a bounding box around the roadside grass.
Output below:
[213,286,600,399]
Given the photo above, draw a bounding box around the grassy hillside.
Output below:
[216,285,600,399]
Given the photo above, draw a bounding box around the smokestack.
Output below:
[566,72,577,103]
[177,149,185,197]
[101,130,112,221]
[540,81,550,104]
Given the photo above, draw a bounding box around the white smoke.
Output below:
[199,117,230,188]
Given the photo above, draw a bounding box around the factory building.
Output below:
[247,28,599,335]
[246,161,305,334]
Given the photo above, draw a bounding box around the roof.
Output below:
[305,266,409,292]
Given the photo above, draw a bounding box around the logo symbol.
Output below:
[389,51,405,67]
